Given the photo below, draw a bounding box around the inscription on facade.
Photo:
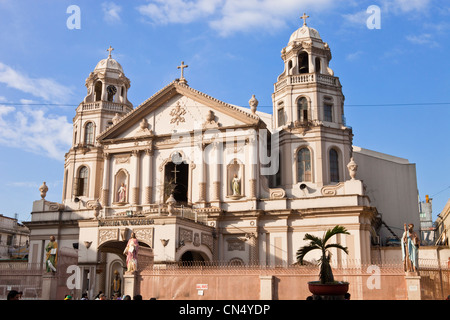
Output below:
[98,218,155,227]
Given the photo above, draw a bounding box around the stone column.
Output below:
[248,136,257,199]
[130,150,140,205]
[101,81,107,101]
[101,153,110,207]
[198,143,206,203]
[212,142,221,202]
[249,233,259,265]
[143,149,153,205]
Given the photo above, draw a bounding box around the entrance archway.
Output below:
[179,250,210,265]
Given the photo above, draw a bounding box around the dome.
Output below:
[94,57,124,73]
[288,25,322,43]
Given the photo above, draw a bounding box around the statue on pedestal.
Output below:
[45,236,58,273]
[123,232,139,273]
[402,223,420,273]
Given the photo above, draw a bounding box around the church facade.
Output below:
[25,17,420,298]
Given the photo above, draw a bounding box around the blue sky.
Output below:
[0,0,449,224]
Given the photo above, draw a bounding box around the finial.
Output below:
[300,12,309,26]
[249,94,258,114]
[107,46,114,58]
[39,182,48,199]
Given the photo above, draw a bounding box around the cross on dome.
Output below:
[300,13,309,26]
[107,46,114,58]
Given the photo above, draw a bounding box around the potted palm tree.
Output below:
[296,225,350,297]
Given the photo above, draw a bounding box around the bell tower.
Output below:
[62,46,133,206]
[272,15,353,189]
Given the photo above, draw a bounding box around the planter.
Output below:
[308,281,349,296]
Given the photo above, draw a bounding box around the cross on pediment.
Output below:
[300,13,309,26]
[107,46,114,58]
[177,61,188,80]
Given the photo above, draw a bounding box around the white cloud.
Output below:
[0,62,73,103]
[0,105,72,160]
[346,50,364,61]
[406,33,438,47]
[137,0,221,25]
[102,2,122,23]
[342,9,369,27]
[137,0,339,36]
[383,0,432,13]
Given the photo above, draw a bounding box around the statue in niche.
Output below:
[232,174,241,196]
[111,270,122,296]
[117,183,127,203]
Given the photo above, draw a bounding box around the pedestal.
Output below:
[42,273,58,300]
[405,274,421,300]
[259,276,273,300]
[123,272,137,298]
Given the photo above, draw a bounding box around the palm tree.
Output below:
[296,225,350,284]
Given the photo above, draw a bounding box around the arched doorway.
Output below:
[179,250,209,265]
[97,239,153,297]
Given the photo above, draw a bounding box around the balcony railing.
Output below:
[275,73,340,91]
[79,101,131,113]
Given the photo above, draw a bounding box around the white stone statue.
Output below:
[118,183,127,203]
[232,174,241,196]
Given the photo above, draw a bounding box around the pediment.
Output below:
[97,81,262,142]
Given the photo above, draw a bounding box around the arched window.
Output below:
[298,52,309,74]
[76,166,89,196]
[84,122,94,146]
[315,57,321,73]
[277,106,285,127]
[329,148,340,183]
[297,97,308,123]
[297,148,311,182]
[94,81,102,101]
